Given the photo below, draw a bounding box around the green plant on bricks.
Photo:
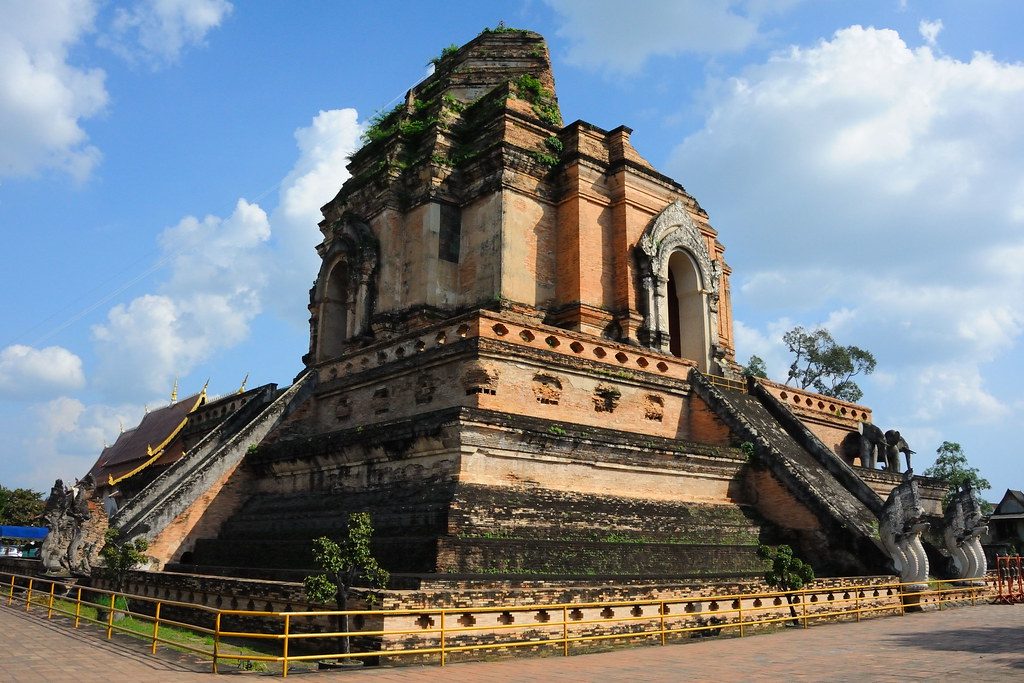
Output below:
[758,543,814,626]
[304,512,390,657]
[99,527,149,617]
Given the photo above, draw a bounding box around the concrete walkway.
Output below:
[1,602,1022,681]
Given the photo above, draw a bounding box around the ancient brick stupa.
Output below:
[107,29,949,585]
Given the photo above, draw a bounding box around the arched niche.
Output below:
[666,250,708,368]
[308,216,378,363]
[319,260,351,360]
[636,200,720,372]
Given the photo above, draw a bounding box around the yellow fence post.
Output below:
[212,612,222,674]
[151,602,161,654]
[898,582,905,616]
[25,578,33,612]
[74,586,82,628]
[562,606,569,657]
[282,613,290,679]
[660,602,667,646]
[7,574,14,606]
[440,610,446,667]
[801,590,808,629]
[855,588,861,622]
[738,598,744,638]
[47,581,55,619]
[106,593,116,639]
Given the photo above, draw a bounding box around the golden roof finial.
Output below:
[170,375,179,403]
[237,372,249,394]
[200,378,210,399]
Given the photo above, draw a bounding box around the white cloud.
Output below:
[266,108,363,325]
[0,345,86,399]
[671,24,1024,437]
[547,0,782,73]
[105,0,233,66]
[91,199,270,400]
[10,397,141,490]
[918,18,942,47]
[0,0,107,180]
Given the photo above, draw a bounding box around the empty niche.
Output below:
[592,384,621,413]
[644,394,664,422]
[810,594,818,603]
[535,609,551,623]
[520,329,535,342]
[600,607,615,619]
[497,611,515,625]
[532,373,562,405]
[414,373,436,405]
[731,600,740,610]
[660,604,672,615]
[438,203,462,263]
[416,614,435,630]
[752,598,762,608]
[630,605,644,618]
[827,593,834,601]
[708,601,719,611]
[569,608,584,621]
[773,597,782,606]
[372,387,390,414]
[456,324,469,337]
[458,613,476,627]
[334,397,352,420]
[246,600,255,611]
[462,362,498,396]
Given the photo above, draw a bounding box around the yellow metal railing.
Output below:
[0,571,996,676]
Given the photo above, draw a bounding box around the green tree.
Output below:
[743,355,769,379]
[0,486,45,526]
[304,512,390,656]
[758,544,814,625]
[923,441,992,512]
[783,326,876,402]
[99,527,149,592]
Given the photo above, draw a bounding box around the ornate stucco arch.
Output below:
[636,200,721,371]
[308,216,379,363]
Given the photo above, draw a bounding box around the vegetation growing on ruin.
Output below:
[480,22,531,35]
[923,441,993,511]
[512,74,562,126]
[429,43,460,66]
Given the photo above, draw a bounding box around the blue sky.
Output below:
[1,1,1021,499]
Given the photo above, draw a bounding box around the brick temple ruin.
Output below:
[43,29,989,595]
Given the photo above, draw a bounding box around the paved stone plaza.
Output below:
[1,603,1021,681]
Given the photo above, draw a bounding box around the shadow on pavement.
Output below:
[887,625,1024,669]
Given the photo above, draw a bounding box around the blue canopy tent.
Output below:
[0,526,48,540]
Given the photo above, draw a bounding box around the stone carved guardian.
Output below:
[878,474,930,590]
[942,483,988,584]
[41,475,100,576]
[635,200,721,371]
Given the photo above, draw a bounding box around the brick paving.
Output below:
[2,602,1022,681]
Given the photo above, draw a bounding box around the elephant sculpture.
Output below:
[858,421,886,469]
[884,430,915,474]
[841,423,915,473]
